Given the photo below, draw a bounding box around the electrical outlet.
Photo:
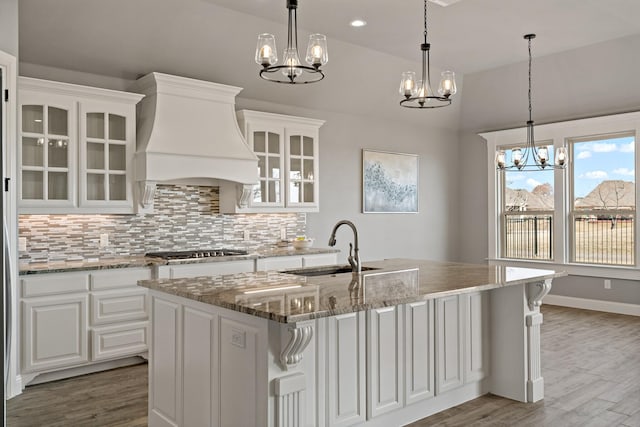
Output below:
[604,279,612,289]
[231,329,246,348]
[18,237,27,252]
[243,229,250,241]
[99,233,109,248]
[280,227,287,240]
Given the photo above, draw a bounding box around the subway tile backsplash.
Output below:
[19,184,306,262]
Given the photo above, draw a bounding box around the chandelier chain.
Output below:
[423,0,428,43]
[528,36,533,123]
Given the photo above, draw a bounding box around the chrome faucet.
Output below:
[328,220,361,274]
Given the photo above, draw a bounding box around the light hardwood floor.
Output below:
[6,305,640,427]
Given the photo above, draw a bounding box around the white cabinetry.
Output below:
[157,259,255,279]
[435,295,464,394]
[18,77,143,213]
[256,252,338,271]
[21,272,89,373]
[20,267,150,385]
[404,300,435,405]
[435,292,489,395]
[89,268,150,361]
[326,311,366,427]
[221,110,325,213]
[367,305,403,418]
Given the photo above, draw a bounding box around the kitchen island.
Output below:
[138,259,565,427]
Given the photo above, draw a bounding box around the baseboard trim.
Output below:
[544,294,640,316]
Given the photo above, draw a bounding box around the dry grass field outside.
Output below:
[504,214,635,265]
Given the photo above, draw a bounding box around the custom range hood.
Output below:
[130,72,258,211]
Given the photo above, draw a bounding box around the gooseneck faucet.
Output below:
[328,220,361,274]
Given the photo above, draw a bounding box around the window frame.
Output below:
[481,111,640,280]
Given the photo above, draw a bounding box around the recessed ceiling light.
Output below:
[350,19,367,28]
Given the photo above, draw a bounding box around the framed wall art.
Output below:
[362,149,418,213]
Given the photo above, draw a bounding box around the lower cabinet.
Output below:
[321,294,487,425]
[22,293,89,373]
[20,267,151,384]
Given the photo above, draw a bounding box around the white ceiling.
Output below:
[200,0,640,73]
[17,0,640,127]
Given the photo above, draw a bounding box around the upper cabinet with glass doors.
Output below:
[228,110,324,213]
[18,77,143,213]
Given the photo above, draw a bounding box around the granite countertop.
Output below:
[137,258,567,323]
[18,247,340,274]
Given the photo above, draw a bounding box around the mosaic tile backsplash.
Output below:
[19,184,306,262]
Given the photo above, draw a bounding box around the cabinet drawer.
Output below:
[90,288,148,326]
[21,272,89,298]
[91,321,148,361]
[90,267,152,291]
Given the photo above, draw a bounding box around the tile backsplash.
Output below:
[19,184,306,262]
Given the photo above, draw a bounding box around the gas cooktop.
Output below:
[145,249,249,260]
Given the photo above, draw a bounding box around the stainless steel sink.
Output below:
[282,265,380,277]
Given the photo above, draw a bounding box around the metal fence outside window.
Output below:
[503,213,553,260]
[572,212,635,266]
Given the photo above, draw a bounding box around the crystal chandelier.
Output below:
[496,34,568,170]
[399,0,456,108]
[255,0,327,84]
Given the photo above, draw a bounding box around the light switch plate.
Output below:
[18,237,27,252]
[99,233,109,247]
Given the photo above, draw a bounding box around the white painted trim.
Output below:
[544,294,640,316]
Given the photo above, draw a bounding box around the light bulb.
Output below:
[282,48,303,80]
[538,147,548,165]
[399,71,417,97]
[305,34,328,67]
[255,33,277,66]
[512,147,523,169]
[555,146,567,166]
[438,71,457,97]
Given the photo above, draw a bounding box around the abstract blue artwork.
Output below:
[362,150,418,213]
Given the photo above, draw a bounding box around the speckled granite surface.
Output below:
[18,247,339,274]
[138,258,567,323]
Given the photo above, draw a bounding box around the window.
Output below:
[499,142,554,260]
[570,134,635,265]
[482,111,639,274]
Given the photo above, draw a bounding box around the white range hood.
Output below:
[130,72,258,210]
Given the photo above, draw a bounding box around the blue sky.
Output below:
[504,136,635,198]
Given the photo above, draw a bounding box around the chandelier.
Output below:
[399,0,456,108]
[496,34,568,170]
[255,0,327,84]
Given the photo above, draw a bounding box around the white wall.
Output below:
[459,33,640,303]
[235,97,461,263]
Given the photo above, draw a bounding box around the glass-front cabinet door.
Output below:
[79,103,132,208]
[249,126,284,207]
[232,110,324,213]
[19,97,76,207]
[286,131,318,208]
[18,77,142,213]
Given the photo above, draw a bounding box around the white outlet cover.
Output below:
[18,237,27,252]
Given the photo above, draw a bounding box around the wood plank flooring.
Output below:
[6,305,640,426]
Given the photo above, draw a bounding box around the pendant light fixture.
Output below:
[399,0,456,108]
[255,0,327,84]
[495,34,568,170]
